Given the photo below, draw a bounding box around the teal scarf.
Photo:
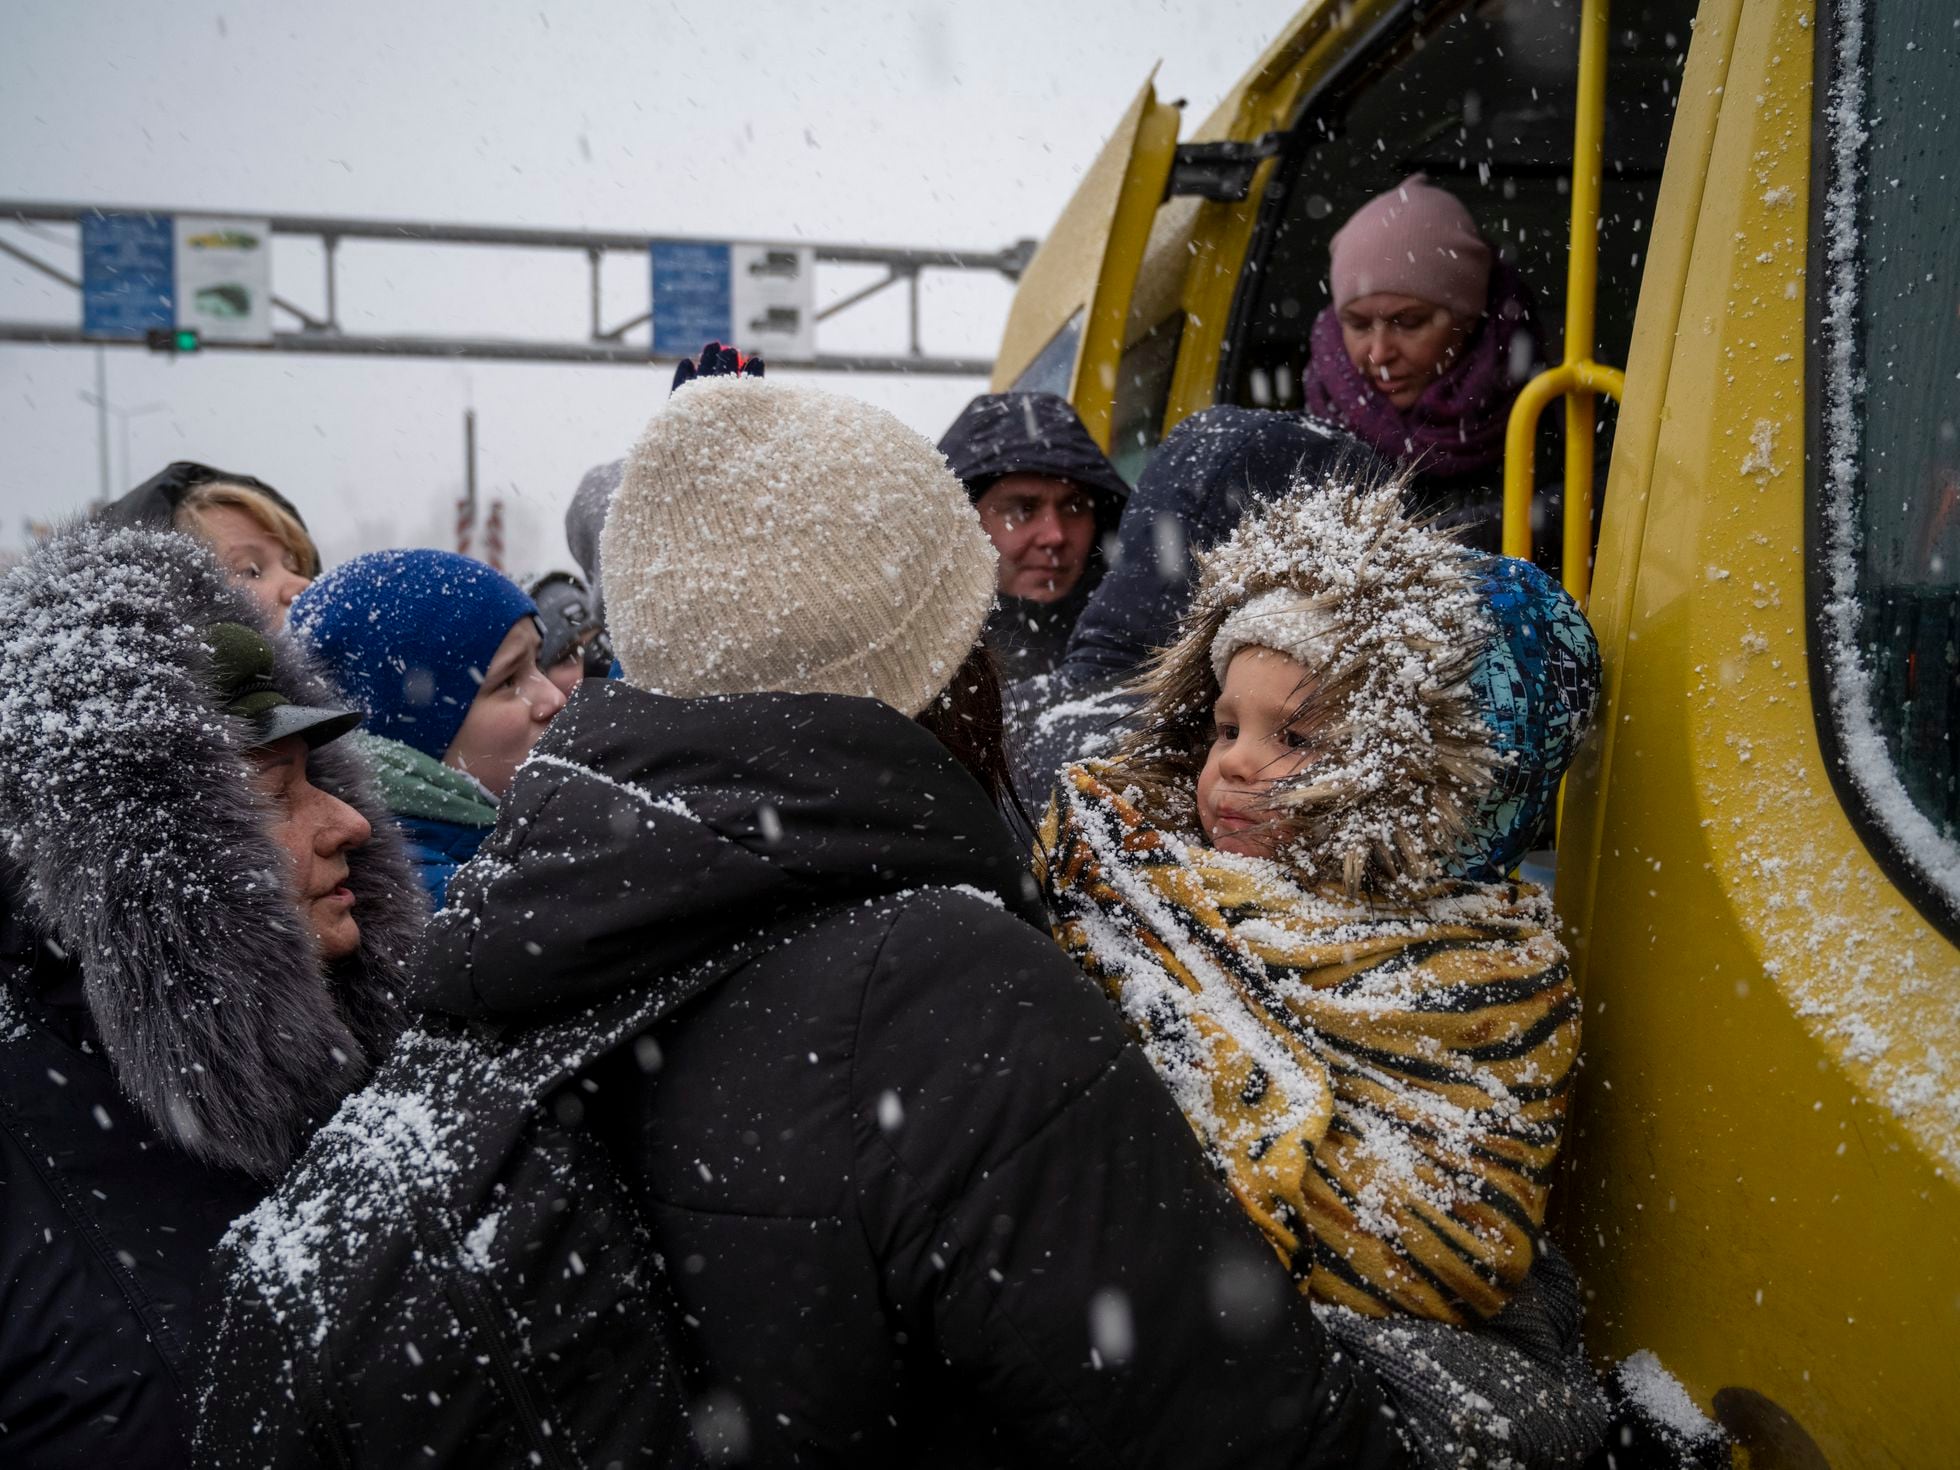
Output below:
[354,733,497,828]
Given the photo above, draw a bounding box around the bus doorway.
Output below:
[1215,0,1693,574]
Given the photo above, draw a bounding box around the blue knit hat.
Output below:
[1451,557,1601,881]
[290,550,539,760]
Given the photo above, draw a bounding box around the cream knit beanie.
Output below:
[603,377,999,717]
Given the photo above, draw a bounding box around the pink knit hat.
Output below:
[1329,174,1492,320]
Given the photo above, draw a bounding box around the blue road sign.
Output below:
[650,241,732,359]
[82,213,175,339]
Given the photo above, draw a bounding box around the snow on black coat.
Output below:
[0,523,420,1466]
[418,679,1410,1470]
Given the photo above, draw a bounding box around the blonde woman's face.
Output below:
[190,502,312,624]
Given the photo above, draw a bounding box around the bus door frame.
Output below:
[1501,0,1627,606]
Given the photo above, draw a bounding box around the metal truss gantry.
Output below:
[0,200,1035,376]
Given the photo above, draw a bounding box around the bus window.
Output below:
[1813,0,1960,929]
[1220,0,1691,556]
[1008,310,1083,399]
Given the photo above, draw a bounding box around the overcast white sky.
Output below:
[1,0,1292,575]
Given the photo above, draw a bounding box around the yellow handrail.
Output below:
[1501,0,1623,606]
[1502,362,1626,563]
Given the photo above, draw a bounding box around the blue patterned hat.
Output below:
[1450,557,1601,881]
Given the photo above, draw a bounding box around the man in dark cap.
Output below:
[938,391,1130,678]
[0,521,421,1467]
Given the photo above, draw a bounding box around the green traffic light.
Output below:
[175,329,200,352]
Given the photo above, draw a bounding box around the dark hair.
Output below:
[915,642,1027,826]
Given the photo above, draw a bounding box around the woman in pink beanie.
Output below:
[1302,175,1545,550]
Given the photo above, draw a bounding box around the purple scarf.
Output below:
[1301,262,1545,483]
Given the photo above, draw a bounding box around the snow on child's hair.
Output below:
[1116,463,1497,896]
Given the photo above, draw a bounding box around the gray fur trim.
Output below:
[0,521,421,1176]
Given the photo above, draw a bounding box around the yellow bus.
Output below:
[993,2,1959,1464]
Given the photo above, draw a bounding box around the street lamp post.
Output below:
[77,375,168,499]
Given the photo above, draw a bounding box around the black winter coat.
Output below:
[420,680,1409,1470]
[0,878,265,1468]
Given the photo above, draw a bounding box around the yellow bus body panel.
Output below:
[1559,0,1960,1462]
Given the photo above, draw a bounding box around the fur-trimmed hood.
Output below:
[0,521,421,1176]
[1115,465,1499,895]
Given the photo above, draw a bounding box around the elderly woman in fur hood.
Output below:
[0,522,420,1466]
[1036,468,1608,1465]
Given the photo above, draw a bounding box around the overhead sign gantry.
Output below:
[0,201,1035,376]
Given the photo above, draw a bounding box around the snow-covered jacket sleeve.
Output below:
[846,889,1410,1470]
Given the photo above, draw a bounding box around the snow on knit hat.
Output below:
[290,549,539,760]
[604,377,997,717]
[1329,174,1493,321]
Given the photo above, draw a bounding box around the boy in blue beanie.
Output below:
[291,549,568,906]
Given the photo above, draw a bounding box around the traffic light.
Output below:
[145,326,202,354]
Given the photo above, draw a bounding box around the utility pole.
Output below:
[457,408,478,556]
[92,349,108,506]
[77,354,165,501]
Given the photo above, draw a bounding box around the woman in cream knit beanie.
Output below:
[603,376,999,718]
[383,372,1406,1467]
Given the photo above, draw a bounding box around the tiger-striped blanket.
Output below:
[1036,759,1581,1325]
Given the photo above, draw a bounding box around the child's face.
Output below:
[1197,647,1324,858]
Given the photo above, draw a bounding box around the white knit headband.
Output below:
[1209,587,1337,682]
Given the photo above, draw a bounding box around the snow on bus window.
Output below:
[1816,0,1960,921]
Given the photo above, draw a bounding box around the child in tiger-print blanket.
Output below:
[1035,467,1600,1326]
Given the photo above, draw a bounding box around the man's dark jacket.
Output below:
[939,392,1130,680]
[419,679,1408,1469]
